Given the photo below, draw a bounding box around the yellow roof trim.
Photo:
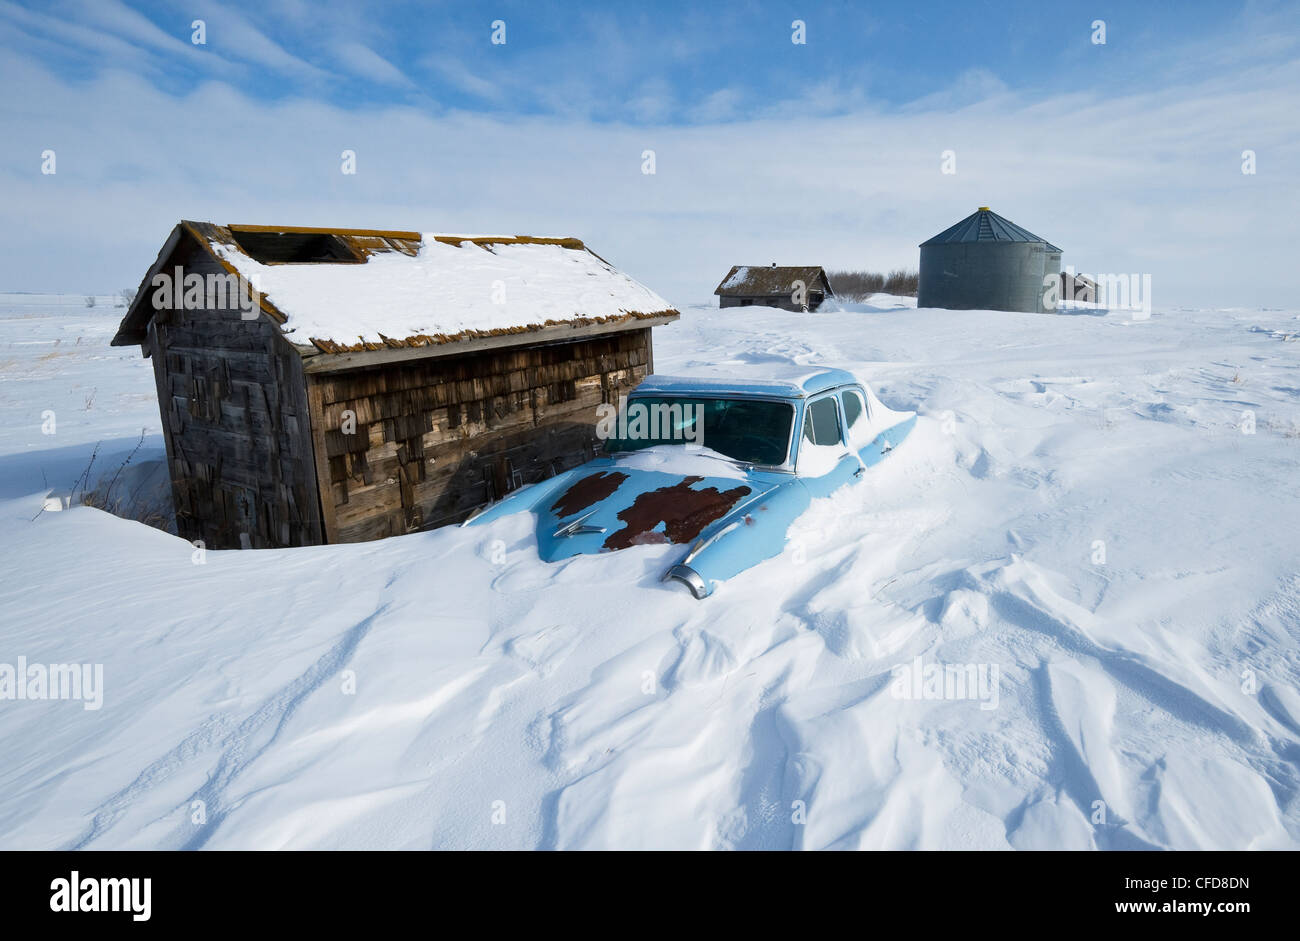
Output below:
[227,224,423,241]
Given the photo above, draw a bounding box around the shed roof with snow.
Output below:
[114,222,678,356]
[714,265,834,299]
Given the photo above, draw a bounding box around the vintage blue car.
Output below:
[465,367,916,598]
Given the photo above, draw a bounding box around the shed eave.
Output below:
[111,220,289,346]
[300,311,680,374]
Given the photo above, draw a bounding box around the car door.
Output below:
[841,385,881,464]
[797,391,861,497]
[841,386,869,447]
[842,384,905,468]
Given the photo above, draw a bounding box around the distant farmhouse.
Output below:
[714,265,834,312]
[113,222,678,549]
[918,208,1063,314]
[1060,270,1098,304]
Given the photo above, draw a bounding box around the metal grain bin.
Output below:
[918,208,1062,313]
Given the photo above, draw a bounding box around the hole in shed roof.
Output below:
[230,230,362,264]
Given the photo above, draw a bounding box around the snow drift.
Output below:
[1,293,1298,849]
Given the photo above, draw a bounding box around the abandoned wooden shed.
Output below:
[112,222,679,549]
[713,265,834,311]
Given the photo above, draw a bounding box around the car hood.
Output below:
[537,452,783,562]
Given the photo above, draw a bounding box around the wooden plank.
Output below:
[306,374,341,543]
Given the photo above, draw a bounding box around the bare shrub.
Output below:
[80,487,172,531]
[70,442,100,504]
[76,431,174,532]
[827,270,918,301]
[884,269,919,295]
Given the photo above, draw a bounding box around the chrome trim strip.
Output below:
[683,521,740,565]
[552,510,607,538]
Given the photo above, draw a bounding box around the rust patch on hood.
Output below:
[603,476,751,551]
[550,471,629,518]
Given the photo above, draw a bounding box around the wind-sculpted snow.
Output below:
[0,294,1298,849]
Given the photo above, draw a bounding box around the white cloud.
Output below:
[333,41,412,88]
[190,4,329,81]
[0,0,211,76]
[77,0,203,59]
[626,78,676,124]
[2,46,1297,309]
[419,54,504,104]
[902,68,1012,112]
[690,88,743,123]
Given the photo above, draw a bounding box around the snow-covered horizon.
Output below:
[2,292,1298,850]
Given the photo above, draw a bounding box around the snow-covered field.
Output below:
[2,291,1299,850]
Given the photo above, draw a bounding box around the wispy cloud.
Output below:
[420,54,504,104]
[78,0,204,60]
[0,0,207,76]
[1,1,1298,309]
[689,88,744,123]
[189,3,329,81]
[334,40,412,88]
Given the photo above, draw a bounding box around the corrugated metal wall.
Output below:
[918,242,1062,313]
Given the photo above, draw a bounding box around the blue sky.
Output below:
[2,0,1298,305]
[7,1,1274,118]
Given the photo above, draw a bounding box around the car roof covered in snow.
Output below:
[633,367,859,399]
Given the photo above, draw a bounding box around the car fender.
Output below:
[857,413,917,467]
[664,477,811,598]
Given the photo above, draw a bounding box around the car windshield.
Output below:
[604,396,794,466]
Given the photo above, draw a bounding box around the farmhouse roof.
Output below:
[113,222,678,356]
[713,265,834,297]
[920,208,1062,253]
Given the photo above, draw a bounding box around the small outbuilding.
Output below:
[714,265,834,311]
[917,208,1062,314]
[113,222,678,549]
[1060,270,1098,304]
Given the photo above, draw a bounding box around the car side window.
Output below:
[803,395,843,446]
[842,389,866,429]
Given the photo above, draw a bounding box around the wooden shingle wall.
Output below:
[308,328,652,542]
[147,243,323,550]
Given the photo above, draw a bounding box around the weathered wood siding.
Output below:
[309,329,652,542]
[720,293,826,312]
[147,242,323,550]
